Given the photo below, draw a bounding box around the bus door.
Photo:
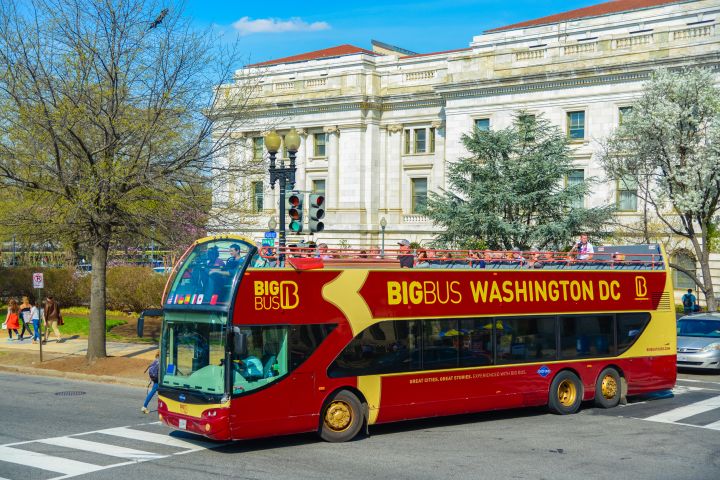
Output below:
[229,325,304,439]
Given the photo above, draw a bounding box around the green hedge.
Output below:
[0,266,167,312]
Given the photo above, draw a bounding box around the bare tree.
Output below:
[600,68,720,311]
[0,0,261,360]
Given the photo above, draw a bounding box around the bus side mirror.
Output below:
[232,329,248,357]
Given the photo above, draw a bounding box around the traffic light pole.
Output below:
[268,149,297,259]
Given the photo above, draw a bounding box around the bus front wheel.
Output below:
[548,371,583,415]
[320,390,363,443]
[594,368,621,408]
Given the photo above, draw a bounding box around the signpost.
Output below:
[33,273,44,362]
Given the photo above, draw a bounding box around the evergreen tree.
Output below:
[427,113,613,250]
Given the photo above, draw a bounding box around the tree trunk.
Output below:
[87,242,109,361]
[700,257,717,312]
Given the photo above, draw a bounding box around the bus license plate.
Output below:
[178,419,187,430]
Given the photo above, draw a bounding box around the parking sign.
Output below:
[33,272,44,289]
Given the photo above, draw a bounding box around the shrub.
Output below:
[0,266,167,312]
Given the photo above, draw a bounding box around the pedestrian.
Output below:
[30,300,42,344]
[18,296,33,341]
[43,296,63,344]
[5,299,20,341]
[142,352,160,414]
[681,288,697,315]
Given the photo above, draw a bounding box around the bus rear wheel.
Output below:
[548,371,583,415]
[594,368,621,408]
[320,390,363,443]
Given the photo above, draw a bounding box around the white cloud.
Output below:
[232,17,331,36]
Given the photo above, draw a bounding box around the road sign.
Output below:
[264,231,277,238]
[262,239,275,247]
[32,272,44,289]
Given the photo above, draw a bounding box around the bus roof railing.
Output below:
[253,245,666,271]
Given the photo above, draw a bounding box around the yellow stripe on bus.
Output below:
[322,270,374,336]
[159,395,229,418]
[357,376,382,425]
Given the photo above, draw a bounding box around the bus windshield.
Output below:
[161,311,228,395]
[166,239,254,308]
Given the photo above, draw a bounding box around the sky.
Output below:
[184,0,603,65]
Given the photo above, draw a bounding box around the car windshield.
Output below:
[677,319,720,338]
[161,311,228,395]
[166,239,253,309]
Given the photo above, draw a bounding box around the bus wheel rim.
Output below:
[557,379,577,406]
[325,401,352,432]
[601,375,617,400]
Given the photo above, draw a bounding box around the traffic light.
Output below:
[287,191,303,233]
[309,193,325,232]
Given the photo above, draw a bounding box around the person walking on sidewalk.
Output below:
[18,296,33,341]
[5,299,20,341]
[43,296,63,344]
[30,300,41,344]
[141,352,160,414]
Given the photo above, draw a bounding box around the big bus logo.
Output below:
[635,276,648,300]
[254,281,300,310]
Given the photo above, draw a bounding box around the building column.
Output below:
[385,124,404,225]
[325,125,340,210]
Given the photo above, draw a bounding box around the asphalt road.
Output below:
[1,371,719,480]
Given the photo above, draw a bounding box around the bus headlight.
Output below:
[700,342,720,352]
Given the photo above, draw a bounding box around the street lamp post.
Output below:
[265,129,301,260]
[380,217,387,258]
[12,234,16,266]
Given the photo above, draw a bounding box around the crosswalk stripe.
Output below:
[0,446,104,476]
[702,419,720,430]
[39,436,165,461]
[644,395,720,423]
[98,426,217,451]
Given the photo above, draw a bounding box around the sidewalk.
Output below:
[1,336,157,361]
[0,337,158,387]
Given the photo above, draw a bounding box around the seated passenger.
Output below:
[236,355,263,379]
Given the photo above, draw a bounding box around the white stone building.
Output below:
[213,0,720,295]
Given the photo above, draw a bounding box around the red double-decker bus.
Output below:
[155,236,676,442]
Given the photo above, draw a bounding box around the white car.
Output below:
[676,313,720,370]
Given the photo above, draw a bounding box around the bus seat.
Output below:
[262,354,277,378]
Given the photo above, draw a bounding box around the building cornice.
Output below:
[435,52,720,100]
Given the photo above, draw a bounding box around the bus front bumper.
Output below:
[158,395,231,440]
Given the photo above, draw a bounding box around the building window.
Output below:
[252,137,264,161]
[619,106,633,125]
[404,127,436,154]
[251,181,263,213]
[567,111,585,140]
[312,179,326,195]
[566,169,585,208]
[475,118,490,131]
[414,128,426,153]
[672,251,696,290]
[616,175,638,211]
[411,178,428,214]
[313,133,327,157]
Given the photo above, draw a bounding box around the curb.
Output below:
[0,364,147,388]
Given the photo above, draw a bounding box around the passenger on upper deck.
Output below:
[397,239,414,268]
[207,244,244,298]
[570,234,594,260]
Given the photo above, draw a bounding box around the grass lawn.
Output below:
[58,315,127,338]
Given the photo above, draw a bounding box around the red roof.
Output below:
[487,0,687,33]
[249,44,377,67]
